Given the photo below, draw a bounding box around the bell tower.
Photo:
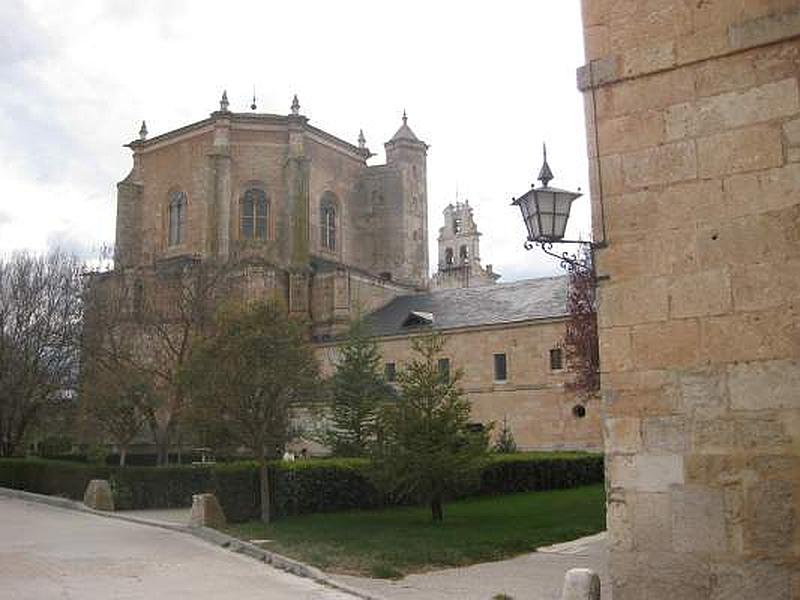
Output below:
[432,200,500,289]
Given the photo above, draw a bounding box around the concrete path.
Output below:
[330,533,610,600]
[119,506,191,525]
[0,496,358,600]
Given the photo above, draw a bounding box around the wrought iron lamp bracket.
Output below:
[523,238,596,274]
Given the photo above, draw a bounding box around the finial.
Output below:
[537,142,554,187]
[139,120,148,141]
[220,90,229,112]
[251,86,257,111]
[358,129,366,149]
[402,109,408,125]
[291,94,300,115]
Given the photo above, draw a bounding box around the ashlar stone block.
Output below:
[668,268,732,320]
[671,485,726,554]
[666,78,799,140]
[729,359,800,411]
[711,560,792,600]
[643,416,688,454]
[633,454,684,493]
[632,491,671,551]
[744,479,795,555]
[622,140,697,189]
[698,124,783,178]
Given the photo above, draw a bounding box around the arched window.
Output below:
[453,218,462,235]
[168,191,187,246]
[241,188,269,240]
[320,195,337,251]
[445,247,454,266]
[460,245,469,262]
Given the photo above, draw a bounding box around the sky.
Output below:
[0,0,591,281]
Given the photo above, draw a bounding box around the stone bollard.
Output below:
[83,479,115,511]
[561,568,601,600]
[189,493,227,528]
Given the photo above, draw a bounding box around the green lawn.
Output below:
[226,483,606,578]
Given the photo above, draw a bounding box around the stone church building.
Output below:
[106,93,601,452]
[116,93,428,340]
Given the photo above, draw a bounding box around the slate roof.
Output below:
[364,276,569,338]
[390,121,420,142]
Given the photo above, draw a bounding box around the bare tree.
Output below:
[0,252,83,457]
[84,257,229,465]
[564,249,600,397]
[80,360,154,467]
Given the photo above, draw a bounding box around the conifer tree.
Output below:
[372,333,488,521]
[326,320,393,457]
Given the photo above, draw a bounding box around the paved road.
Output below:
[0,496,357,600]
[331,533,610,600]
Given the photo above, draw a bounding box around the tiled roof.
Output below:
[364,276,569,338]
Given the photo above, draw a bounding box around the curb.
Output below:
[0,486,383,600]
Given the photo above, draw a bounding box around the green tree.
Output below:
[326,320,394,457]
[493,415,518,454]
[181,301,318,522]
[371,333,489,522]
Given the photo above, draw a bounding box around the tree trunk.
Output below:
[431,496,443,522]
[119,445,127,467]
[152,423,171,466]
[259,461,272,523]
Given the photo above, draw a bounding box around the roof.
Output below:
[363,276,569,338]
[390,121,420,142]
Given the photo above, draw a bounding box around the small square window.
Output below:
[493,353,507,382]
[384,362,396,382]
[550,348,563,371]
[437,358,450,382]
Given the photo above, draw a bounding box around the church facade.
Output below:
[114,93,428,339]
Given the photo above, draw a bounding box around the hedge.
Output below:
[0,458,260,522]
[0,452,603,522]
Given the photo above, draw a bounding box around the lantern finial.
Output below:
[537,143,554,188]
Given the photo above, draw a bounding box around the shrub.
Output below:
[270,458,380,517]
[480,452,603,495]
[0,452,603,522]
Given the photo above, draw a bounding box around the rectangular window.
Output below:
[493,353,507,382]
[437,358,450,382]
[550,348,563,370]
[384,362,396,382]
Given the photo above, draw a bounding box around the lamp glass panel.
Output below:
[553,213,568,239]
[539,210,555,239]
[528,212,541,238]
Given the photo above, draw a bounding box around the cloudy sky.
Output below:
[0,0,590,280]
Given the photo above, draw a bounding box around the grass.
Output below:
[225,483,605,579]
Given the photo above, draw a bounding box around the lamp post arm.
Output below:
[523,239,596,275]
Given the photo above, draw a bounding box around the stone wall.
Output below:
[315,320,603,452]
[579,2,800,598]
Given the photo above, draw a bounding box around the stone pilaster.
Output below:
[211,111,232,260]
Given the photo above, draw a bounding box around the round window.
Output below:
[572,404,586,418]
